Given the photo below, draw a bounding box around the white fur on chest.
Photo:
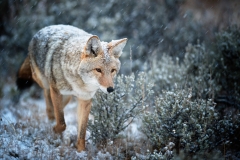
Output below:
[60,89,96,100]
[60,74,100,100]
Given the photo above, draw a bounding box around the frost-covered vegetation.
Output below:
[89,73,153,145]
[1,0,240,159]
[142,88,239,159]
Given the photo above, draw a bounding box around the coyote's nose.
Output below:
[107,87,114,93]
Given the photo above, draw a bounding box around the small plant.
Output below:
[214,25,240,104]
[88,72,154,146]
[183,42,220,100]
[145,54,186,94]
[141,88,221,156]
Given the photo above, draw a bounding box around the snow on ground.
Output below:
[0,85,145,159]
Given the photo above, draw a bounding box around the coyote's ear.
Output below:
[85,36,102,57]
[108,38,127,58]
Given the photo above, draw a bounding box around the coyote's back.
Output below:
[16,24,127,152]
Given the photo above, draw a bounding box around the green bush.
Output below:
[141,88,219,154]
[183,42,221,100]
[145,54,186,95]
[182,26,240,103]
[145,42,218,99]
[141,87,240,158]
[140,26,240,158]
[214,25,240,103]
[88,72,154,145]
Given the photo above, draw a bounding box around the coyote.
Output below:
[16,25,127,151]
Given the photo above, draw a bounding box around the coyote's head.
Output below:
[79,36,127,94]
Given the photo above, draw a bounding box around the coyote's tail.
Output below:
[16,56,33,90]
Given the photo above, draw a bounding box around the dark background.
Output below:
[0,0,239,80]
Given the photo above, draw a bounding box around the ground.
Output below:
[0,84,144,160]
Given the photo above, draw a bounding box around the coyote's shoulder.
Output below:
[17,24,127,152]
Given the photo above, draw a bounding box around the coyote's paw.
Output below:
[76,139,86,152]
[53,124,66,133]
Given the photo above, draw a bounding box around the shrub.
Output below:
[147,26,240,103]
[182,26,240,104]
[141,87,240,158]
[214,25,240,104]
[183,42,221,100]
[145,54,186,95]
[145,42,220,99]
[88,72,154,145]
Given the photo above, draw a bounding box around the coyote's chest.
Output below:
[60,89,96,100]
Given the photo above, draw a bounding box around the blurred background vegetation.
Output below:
[1,0,239,78]
[1,0,240,159]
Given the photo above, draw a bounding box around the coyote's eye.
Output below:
[95,68,102,73]
[111,69,116,73]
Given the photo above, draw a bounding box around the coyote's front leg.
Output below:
[77,99,92,152]
[44,89,55,120]
[50,86,66,133]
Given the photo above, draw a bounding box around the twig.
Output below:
[2,115,16,135]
